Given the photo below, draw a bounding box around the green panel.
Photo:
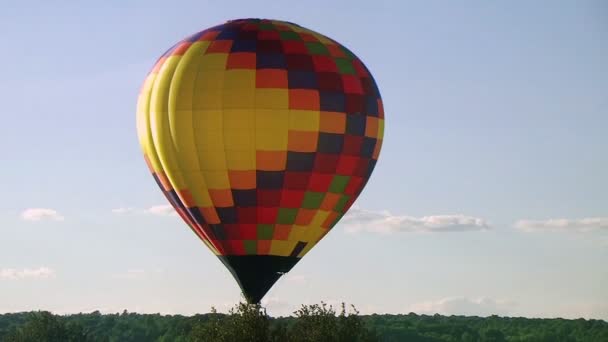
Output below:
[302,191,325,209]
[329,175,350,193]
[306,42,329,55]
[257,224,274,240]
[243,240,257,255]
[259,23,275,30]
[334,194,350,212]
[340,46,356,59]
[335,58,355,74]
[277,208,298,224]
[280,31,301,40]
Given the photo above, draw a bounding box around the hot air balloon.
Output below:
[136,18,384,304]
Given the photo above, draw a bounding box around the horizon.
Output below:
[1,1,606,321]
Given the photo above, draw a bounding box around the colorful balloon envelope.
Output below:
[136,18,384,304]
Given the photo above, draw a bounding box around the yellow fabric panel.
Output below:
[136,74,164,173]
[309,210,330,228]
[199,53,228,70]
[183,171,213,207]
[136,77,156,121]
[190,54,231,205]
[223,109,255,150]
[288,110,320,132]
[197,148,228,171]
[193,87,223,110]
[223,87,256,109]
[172,42,211,111]
[192,110,227,172]
[289,225,325,245]
[225,149,256,170]
[288,225,308,241]
[196,69,225,89]
[256,109,288,150]
[306,225,327,241]
[167,42,211,173]
[255,88,288,109]
[378,118,385,139]
[192,110,223,141]
[148,56,188,190]
[269,240,296,257]
[169,111,201,171]
[292,225,327,258]
[202,170,230,189]
[224,69,255,89]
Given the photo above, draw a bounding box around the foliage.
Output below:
[2,311,91,342]
[0,304,607,341]
[288,302,378,342]
[190,303,272,342]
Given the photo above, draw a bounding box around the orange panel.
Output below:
[287,131,318,152]
[256,150,287,171]
[319,111,346,133]
[228,170,256,189]
[209,188,234,207]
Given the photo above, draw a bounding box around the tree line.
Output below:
[0,302,606,341]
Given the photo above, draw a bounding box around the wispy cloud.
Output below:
[0,267,56,280]
[144,205,178,216]
[514,217,608,233]
[342,207,490,234]
[20,208,64,222]
[408,297,516,317]
[111,205,178,217]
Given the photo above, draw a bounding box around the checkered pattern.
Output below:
[136,19,384,258]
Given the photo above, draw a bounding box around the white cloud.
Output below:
[20,208,64,222]
[514,217,608,232]
[144,205,178,216]
[342,207,490,234]
[0,267,56,280]
[111,205,178,217]
[408,297,516,317]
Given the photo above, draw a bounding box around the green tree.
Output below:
[481,328,505,342]
[3,311,90,342]
[190,303,271,342]
[290,301,378,342]
[461,331,477,342]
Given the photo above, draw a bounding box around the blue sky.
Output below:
[1,0,606,319]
